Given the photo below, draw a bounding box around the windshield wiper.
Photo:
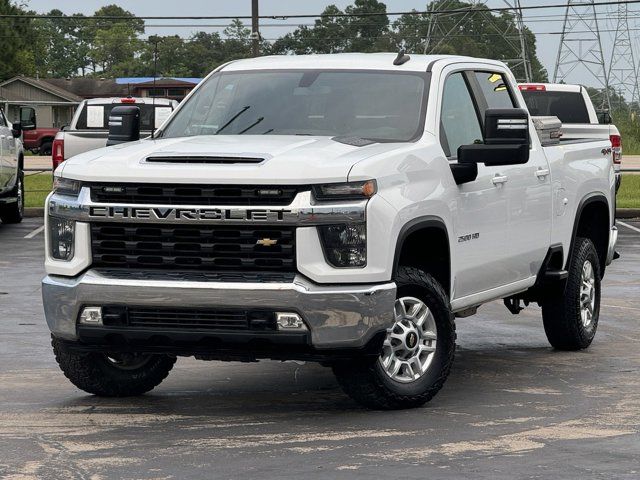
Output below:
[239,117,264,134]
[215,106,250,134]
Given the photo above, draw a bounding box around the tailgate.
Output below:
[64,131,109,160]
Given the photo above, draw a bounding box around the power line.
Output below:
[3,1,640,21]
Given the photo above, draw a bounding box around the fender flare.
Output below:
[566,192,610,270]
[392,215,451,290]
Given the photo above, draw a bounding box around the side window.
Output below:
[0,109,7,127]
[474,71,516,110]
[440,72,482,158]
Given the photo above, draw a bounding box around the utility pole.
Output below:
[608,3,638,113]
[553,0,610,111]
[251,0,260,57]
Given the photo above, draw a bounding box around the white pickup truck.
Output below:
[52,97,178,169]
[43,54,618,409]
[519,83,622,190]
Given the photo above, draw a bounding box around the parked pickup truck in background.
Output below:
[44,54,618,409]
[18,105,59,156]
[52,97,178,169]
[519,83,622,190]
[0,109,24,224]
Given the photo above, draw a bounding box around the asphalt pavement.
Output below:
[1,218,639,479]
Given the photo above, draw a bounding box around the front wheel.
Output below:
[333,267,456,410]
[52,337,176,396]
[541,237,601,350]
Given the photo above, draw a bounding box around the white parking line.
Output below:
[24,225,45,239]
[618,221,640,234]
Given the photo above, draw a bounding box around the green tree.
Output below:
[344,0,392,52]
[0,0,33,80]
[393,1,547,81]
[90,5,144,75]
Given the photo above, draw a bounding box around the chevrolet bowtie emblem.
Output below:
[256,238,278,246]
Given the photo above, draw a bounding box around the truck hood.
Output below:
[60,135,403,184]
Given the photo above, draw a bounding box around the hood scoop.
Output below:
[144,155,264,164]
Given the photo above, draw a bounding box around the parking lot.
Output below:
[0,217,639,479]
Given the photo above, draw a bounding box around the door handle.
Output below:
[536,168,550,179]
[491,174,508,186]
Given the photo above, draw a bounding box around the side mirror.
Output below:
[11,122,22,138]
[596,110,612,125]
[19,106,36,130]
[106,106,140,146]
[458,108,530,165]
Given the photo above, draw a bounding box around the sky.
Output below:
[22,0,630,88]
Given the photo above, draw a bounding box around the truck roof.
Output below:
[221,53,508,73]
[83,97,176,106]
[519,83,583,93]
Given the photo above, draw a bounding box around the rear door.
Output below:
[471,70,552,283]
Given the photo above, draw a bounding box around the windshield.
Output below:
[161,70,428,142]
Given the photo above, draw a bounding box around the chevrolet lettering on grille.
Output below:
[88,206,294,222]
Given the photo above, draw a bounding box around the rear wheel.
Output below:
[333,267,456,410]
[52,337,176,396]
[0,167,24,224]
[542,237,601,350]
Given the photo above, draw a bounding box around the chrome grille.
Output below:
[91,224,296,272]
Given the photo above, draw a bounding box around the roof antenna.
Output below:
[394,45,411,66]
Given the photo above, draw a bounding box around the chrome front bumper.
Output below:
[42,270,396,350]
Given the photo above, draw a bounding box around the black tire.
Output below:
[333,267,456,410]
[0,167,24,224]
[39,141,52,156]
[542,237,601,350]
[52,337,176,396]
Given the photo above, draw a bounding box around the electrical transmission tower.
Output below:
[554,0,610,111]
[503,0,532,82]
[608,3,638,111]
[423,0,532,82]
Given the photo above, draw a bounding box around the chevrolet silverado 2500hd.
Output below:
[43,54,618,409]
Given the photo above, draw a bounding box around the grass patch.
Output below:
[24,172,52,208]
[618,175,640,209]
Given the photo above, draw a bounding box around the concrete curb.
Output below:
[24,207,44,218]
[23,206,640,220]
[616,208,640,219]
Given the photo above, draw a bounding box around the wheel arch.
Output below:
[39,136,55,146]
[568,193,610,276]
[392,216,451,298]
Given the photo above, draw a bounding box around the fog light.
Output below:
[79,307,103,325]
[276,312,306,330]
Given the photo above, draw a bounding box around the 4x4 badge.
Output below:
[257,238,278,246]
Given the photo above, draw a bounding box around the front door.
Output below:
[439,70,512,299]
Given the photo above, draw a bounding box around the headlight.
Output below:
[53,177,82,196]
[49,217,75,260]
[319,224,366,268]
[312,180,376,201]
